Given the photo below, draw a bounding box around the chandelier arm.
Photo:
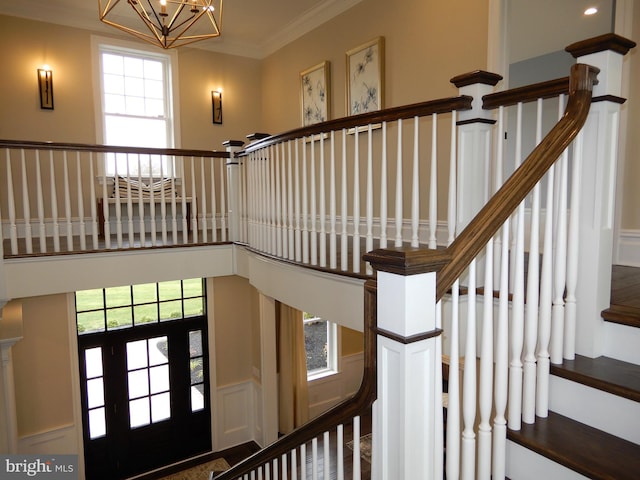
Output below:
[166,2,188,31]
[99,0,122,18]
[144,0,165,29]
[125,5,166,43]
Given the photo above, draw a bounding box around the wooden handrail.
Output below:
[0,139,230,159]
[241,95,473,155]
[214,279,378,480]
[436,62,599,301]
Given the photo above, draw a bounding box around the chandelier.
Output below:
[98,0,223,49]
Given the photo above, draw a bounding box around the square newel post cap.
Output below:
[246,132,271,143]
[565,33,636,58]
[364,247,452,276]
[222,140,245,148]
[450,70,503,122]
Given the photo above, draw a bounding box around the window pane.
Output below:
[151,392,171,422]
[107,306,133,330]
[304,320,329,372]
[183,298,204,317]
[105,115,168,149]
[77,310,105,334]
[183,278,203,297]
[158,280,181,300]
[127,340,148,370]
[103,73,125,95]
[128,369,149,399]
[89,407,106,439]
[189,330,202,357]
[134,304,158,325]
[191,386,204,412]
[102,53,123,74]
[76,289,104,312]
[87,378,105,409]
[85,347,103,378]
[149,336,168,366]
[149,365,169,394]
[144,59,163,80]
[125,95,145,116]
[145,79,164,100]
[129,398,150,428]
[190,358,203,385]
[124,56,144,78]
[159,301,182,321]
[133,283,157,304]
[146,98,165,117]
[105,286,131,307]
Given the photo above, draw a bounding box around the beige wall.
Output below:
[0,15,263,149]
[12,294,74,437]
[260,0,489,134]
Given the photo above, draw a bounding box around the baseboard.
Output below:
[616,229,640,267]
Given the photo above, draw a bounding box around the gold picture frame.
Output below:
[346,37,385,116]
[300,61,330,126]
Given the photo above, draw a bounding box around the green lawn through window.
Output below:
[76,278,205,334]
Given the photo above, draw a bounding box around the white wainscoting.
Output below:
[18,423,79,455]
[215,380,258,451]
[308,353,364,419]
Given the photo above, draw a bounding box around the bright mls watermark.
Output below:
[0,455,77,479]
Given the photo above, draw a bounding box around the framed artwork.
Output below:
[346,37,385,115]
[300,61,330,126]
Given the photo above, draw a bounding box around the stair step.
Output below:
[507,411,640,480]
[601,304,640,328]
[604,265,640,328]
[550,355,640,403]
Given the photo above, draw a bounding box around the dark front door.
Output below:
[76,280,211,479]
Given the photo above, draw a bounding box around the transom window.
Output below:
[96,41,176,177]
[303,312,338,380]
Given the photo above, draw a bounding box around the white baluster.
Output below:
[210,157,218,242]
[287,141,295,260]
[20,149,33,254]
[113,153,123,247]
[76,152,87,250]
[125,157,134,246]
[329,132,337,268]
[171,159,179,244]
[446,280,460,480]
[300,443,307,480]
[352,129,360,273]
[492,218,510,480]
[379,122,388,249]
[220,158,227,242]
[493,108,504,289]
[275,145,282,257]
[340,130,348,270]
[89,152,99,249]
[34,150,46,252]
[394,119,404,247]
[4,149,18,254]
[281,453,287,480]
[477,240,494,480]
[200,157,208,243]
[352,416,361,480]
[190,156,198,243]
[273,457,278,480]
[365,125,373,274]
[319,135,326,267]
[281,143,289,259]
[411,116,420,247]
[551,149,568,364]
[148,155,156,245]
[564,131,584,360]
[312,437,318,480]
[291,447,297,480]
[100,153,111,249]
[448,112,457,246]
[62,151,73,251]
[336,423,344,480]
[310,138,317,265]
[294,141,302,262]
[302,140,309,263]
[138,157,146,246]
[159,154,168,244]
[429,113,438,249]
[461,261,477,480]
[323,431,330,480]
[271,146,278,254]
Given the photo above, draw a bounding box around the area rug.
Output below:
[346,433,372,464]
[158,458,230,480]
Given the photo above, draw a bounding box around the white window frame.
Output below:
[303,314,340,381]
[90,35,182,178]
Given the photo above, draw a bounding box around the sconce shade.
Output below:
[212,91,222,124]
[38,68,54,110]
[98,0,223,49]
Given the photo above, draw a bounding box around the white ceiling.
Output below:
[0,0,614,61]
[0,0,363,59]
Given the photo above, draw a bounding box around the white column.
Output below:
[450,71,502,233]
[258,293,278,446]
[367,249,449,480]
[0,337,20,454]
[224,140,245,243]
[565,35,636,357]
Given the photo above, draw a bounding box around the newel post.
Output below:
[450,70,503,234]
[364,248,451,480]
[223,140,245,242]
[564,34,636,358]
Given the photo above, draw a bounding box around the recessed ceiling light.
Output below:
[584,7,598,15]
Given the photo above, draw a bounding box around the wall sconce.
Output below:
[38,67,54,110]
[212,90,222,124]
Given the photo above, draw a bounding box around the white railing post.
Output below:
[0,299,21,455]
[366,248,449,480]
[564,35,635,358]
[450,71,502,233]
[224,140,245,242]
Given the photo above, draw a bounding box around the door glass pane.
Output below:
[149,337,168,366]
[184,298,204,317]
[191,386,204,412]
[149,365,169,394]
[129,398,150,428]
[85,347,103,378]
[107,306,133,330]
[189,330,202,356]
[128,370,149,399]
[87,378,105,409]
[127,340,148,370]
[89,407,106,439]
[151,393,171,422]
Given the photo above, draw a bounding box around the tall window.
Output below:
[96,41,177,177]
[303,313,338,380]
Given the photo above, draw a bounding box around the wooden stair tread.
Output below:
[550,355,640,403]
[601,304,640,328]
[603,265,640,327]
[508,411,640,480]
